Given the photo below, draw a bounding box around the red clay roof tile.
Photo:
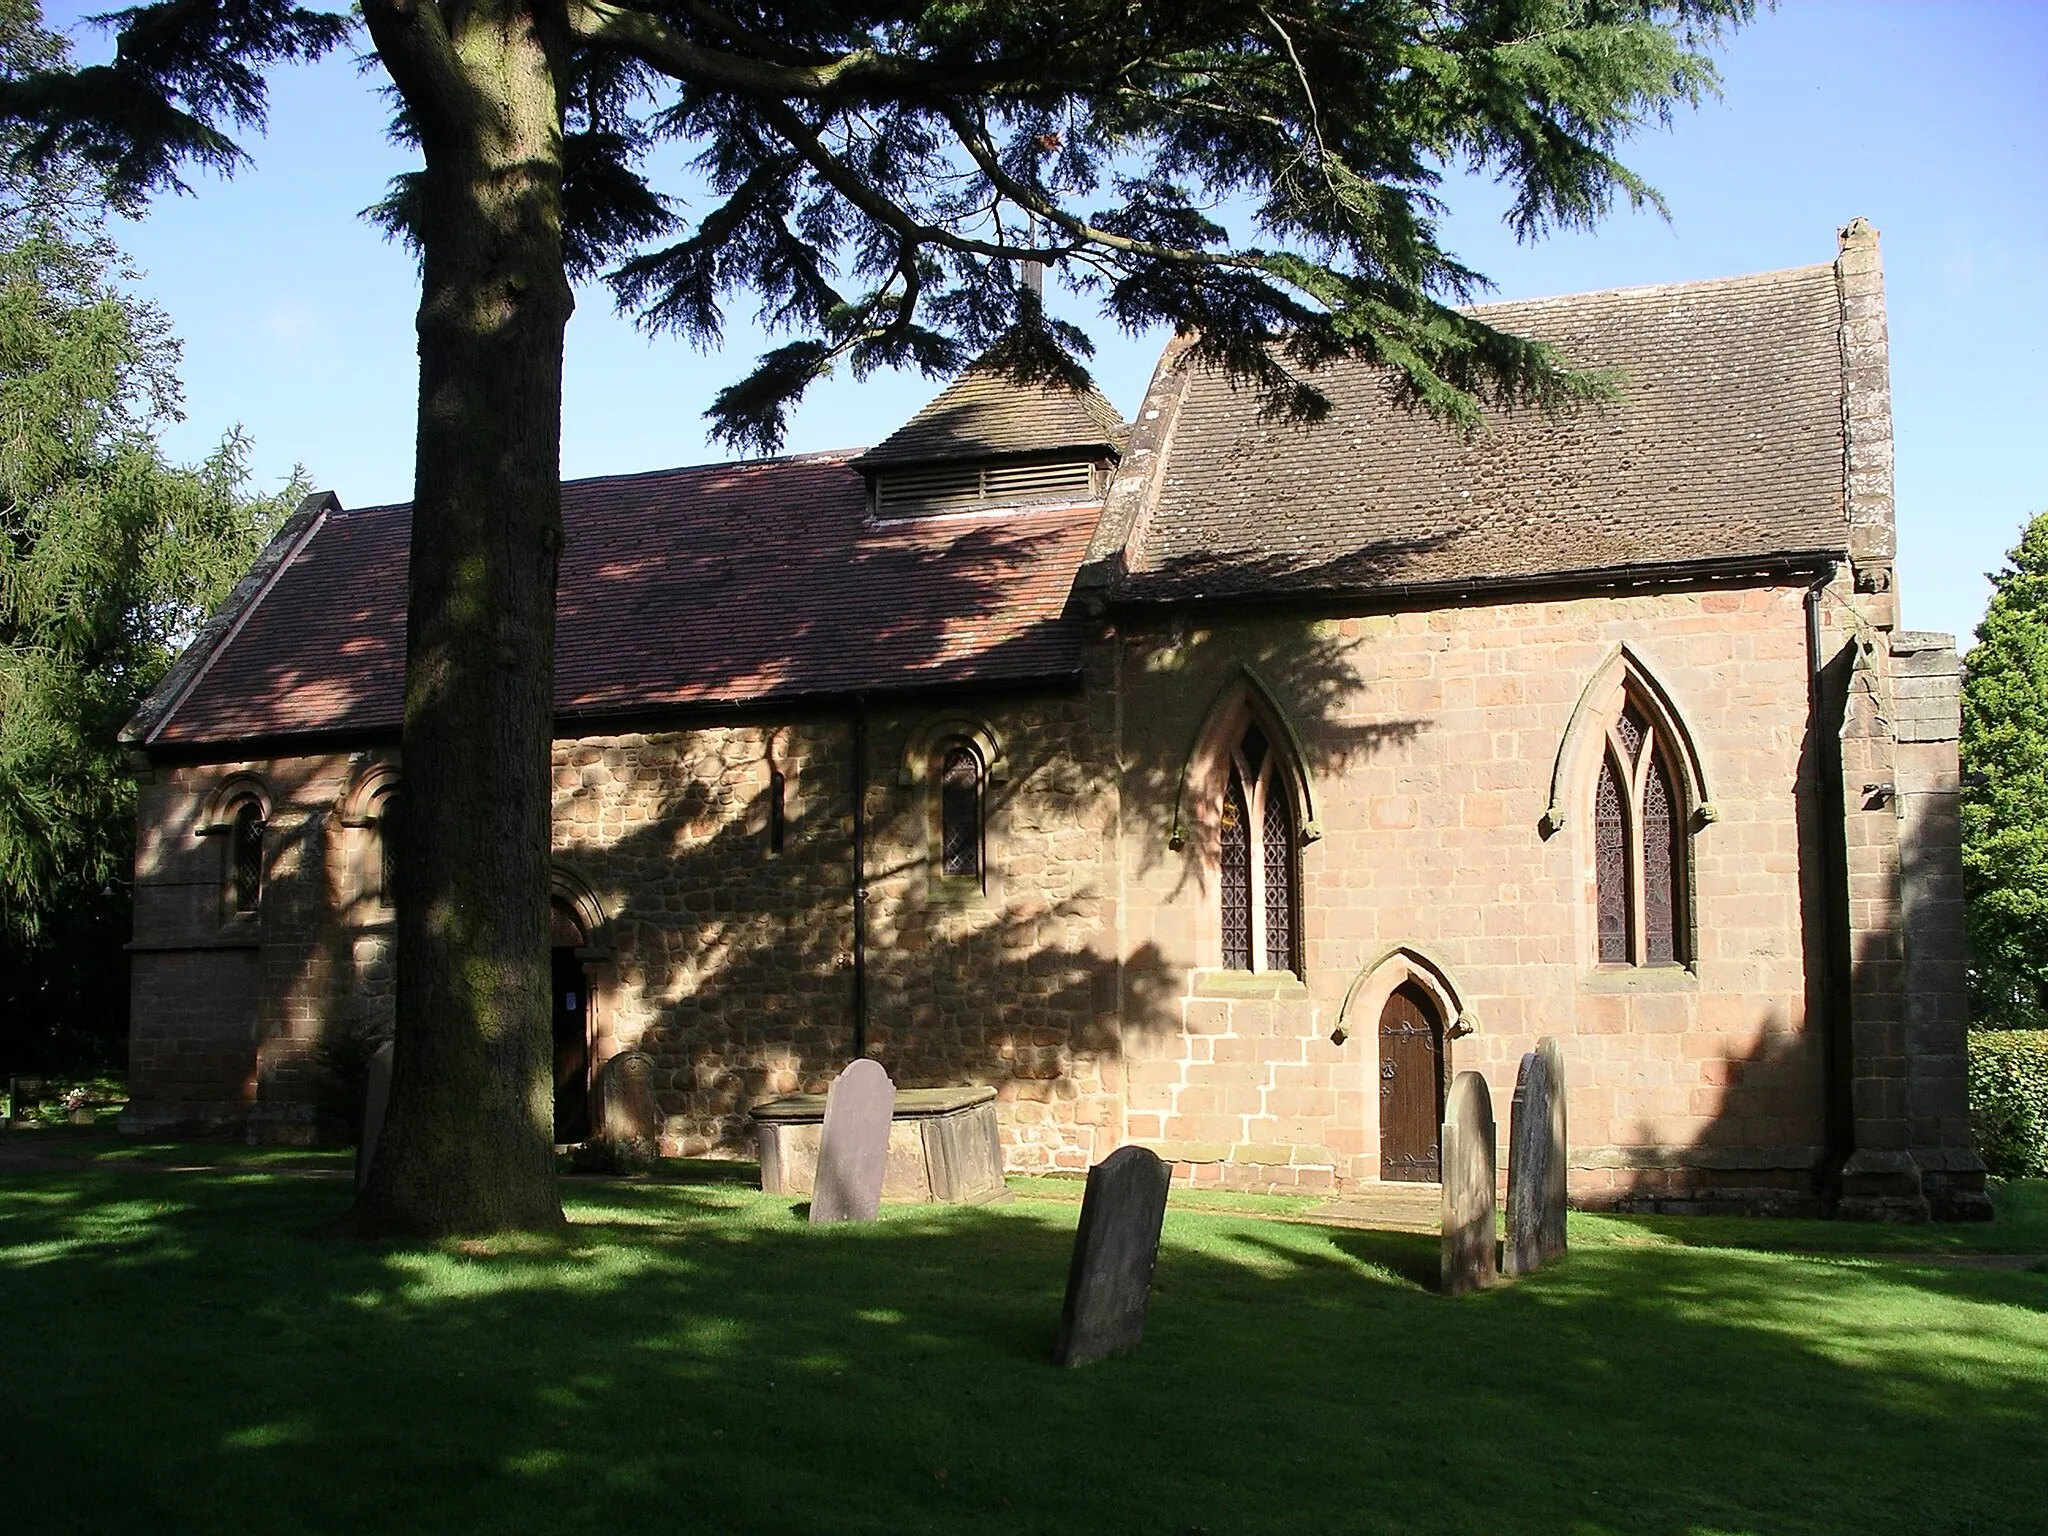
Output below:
[149,454,1099,746]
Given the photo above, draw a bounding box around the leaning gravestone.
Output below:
[1505,1044,1565,1277]
[808,1058,896,1225]
[1053,1145,1172,1368]
[355,1041,394,1192]
[596,1051,663,1150]
[1439,1069,1498,1297]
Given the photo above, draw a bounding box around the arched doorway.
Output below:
[550,899,591,1144]
[1378,982,1445,1182]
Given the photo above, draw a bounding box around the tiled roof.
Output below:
[137,455,1099,748]
[853,362,1126,469]
[1115,264,1851,602]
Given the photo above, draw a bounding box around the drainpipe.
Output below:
[851,701,869,1060]
[1807,568,1854,1194]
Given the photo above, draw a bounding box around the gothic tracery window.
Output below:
[1593,698,1690,967]
[1219,721,1300,975]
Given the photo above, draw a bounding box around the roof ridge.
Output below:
[1466,261,1835,315]
[340,450,867,516]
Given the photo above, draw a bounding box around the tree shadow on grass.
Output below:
[1,1168,2044,1536]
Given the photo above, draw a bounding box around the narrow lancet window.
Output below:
[1643,755,1678,964]
[1595,755,1629,964]
[1220,766,1252,970]
[939,747,981,878]
[232,801,264,915]
[768,770,786,855]
[1262,784,1294,972]
[377,792,400,908]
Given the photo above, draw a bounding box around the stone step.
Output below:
[1310,1182,1444,1232]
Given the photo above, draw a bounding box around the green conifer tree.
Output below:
[1961,509,2048,1028]
[0,1,300,1071]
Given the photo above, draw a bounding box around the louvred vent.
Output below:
[876,458,1097,515]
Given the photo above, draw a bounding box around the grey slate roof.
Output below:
[854,360,1126,468]
[1114,264,1851,602]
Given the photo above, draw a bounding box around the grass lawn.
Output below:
[2,1161,2043,1536]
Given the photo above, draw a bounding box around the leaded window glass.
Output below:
[1593,692,1692,968]
[1643,755,1678,964]
[232,802,264,914]
[1595,755,1629,964]
[1262,782,1294,972]
[377,792,400,907]
[940,748,980,878]
[1220,766,1252,971]
[1616,703,1647,760]
[1218,717,1301,976]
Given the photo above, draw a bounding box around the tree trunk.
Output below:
[351,4,571,1235]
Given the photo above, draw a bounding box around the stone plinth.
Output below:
[753,1084,1009,1206]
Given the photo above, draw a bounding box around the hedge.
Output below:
[1969,1029,2048,1177]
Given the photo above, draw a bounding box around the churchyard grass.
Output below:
[1,1162,2041,1536]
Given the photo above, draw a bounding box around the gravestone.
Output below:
[1505,1040,1569,1277]
[7,1076,42,1124]
[808,1058,896,1225]
[1439,1069,1498,1297]
[355,1041,394,1192]
[1053,1145,1172,1368]
[596,1051,663,1150]
[1538,1037,1568,1261]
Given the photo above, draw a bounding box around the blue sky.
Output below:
[47,1,2048,646]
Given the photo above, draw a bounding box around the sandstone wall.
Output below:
[537,668,1120,1167]
[128,577,1910,1211]
[125,751,395,1140]
[124,666,1124,1166]
[1112,579,1838,1210]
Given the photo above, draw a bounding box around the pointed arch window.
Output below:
[1593,700,1690,967]
[1219,721,1300,975]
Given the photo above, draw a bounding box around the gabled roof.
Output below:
[853,361,1126,469]
[1106,263,1852,603]
[131,455,1100,750]
[131,250,1874,752]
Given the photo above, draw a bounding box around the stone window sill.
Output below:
[1192,969,1311,1001]
[923,874,992,911]
[1580,963,1698,994]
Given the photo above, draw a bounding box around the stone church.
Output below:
[118,220,1988,1219]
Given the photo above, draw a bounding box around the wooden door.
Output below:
[552,948,590,1143]
[1378,982,1444,1182]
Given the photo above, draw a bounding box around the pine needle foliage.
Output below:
[1962,509,2048,1029]
[7,0,1753,452]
